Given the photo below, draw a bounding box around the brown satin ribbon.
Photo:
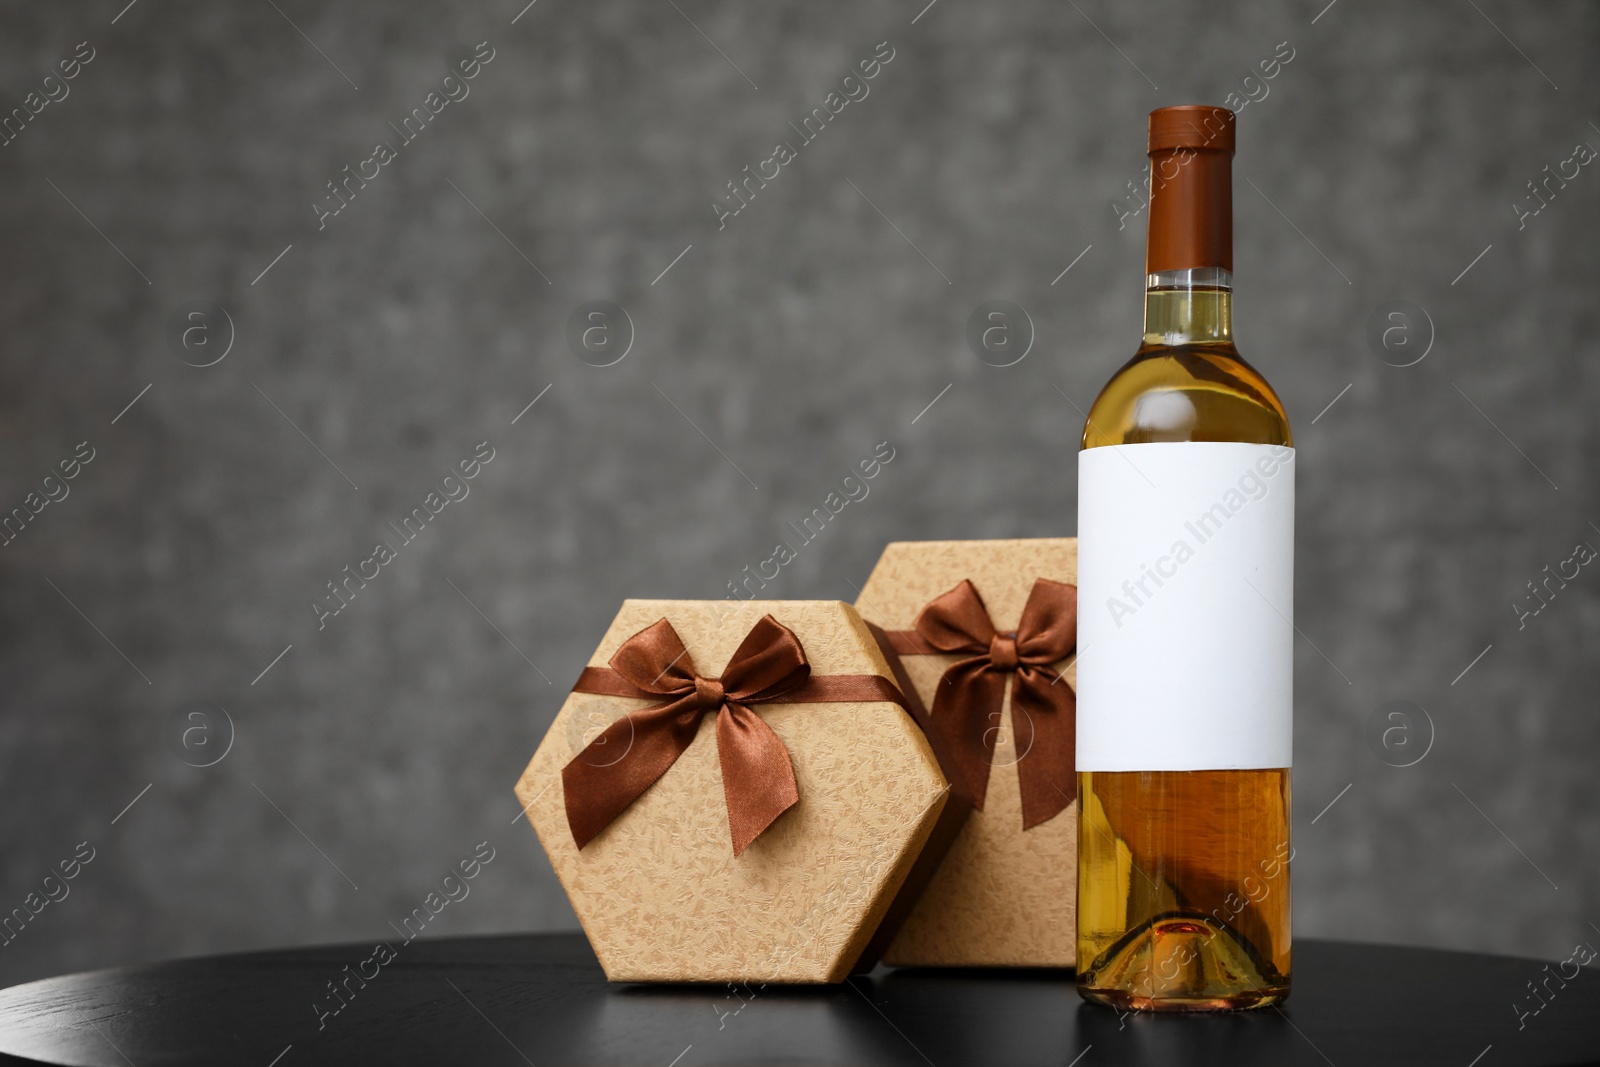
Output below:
[884,578,1078,830]
[562,615,909,856]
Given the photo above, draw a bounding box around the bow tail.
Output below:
[563,697,702,849]
[716,701,799,856]
[1011,669,1077,829]
[927,660,1008,811]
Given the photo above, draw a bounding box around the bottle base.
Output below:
[1076,914,1290,1013]
[1076,984,1289,1013]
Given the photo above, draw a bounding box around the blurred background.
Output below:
[0,0,1595,987]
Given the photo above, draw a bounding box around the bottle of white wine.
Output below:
[1075,106,1293,1011]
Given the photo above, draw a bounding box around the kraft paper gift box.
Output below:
[514,599,951,984]
[854,538,1080,968]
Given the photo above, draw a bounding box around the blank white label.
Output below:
[1076,442,1294,771]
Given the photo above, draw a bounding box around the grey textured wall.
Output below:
[0,0,1595,988]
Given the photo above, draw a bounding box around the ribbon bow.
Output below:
[562,615,906,856]
[890,579,1077,829]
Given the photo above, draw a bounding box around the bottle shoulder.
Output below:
[1081,343,1293,450]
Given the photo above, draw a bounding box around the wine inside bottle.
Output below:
[1075,106,1294,1011]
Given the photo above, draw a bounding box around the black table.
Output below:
[0,933,1595,1066]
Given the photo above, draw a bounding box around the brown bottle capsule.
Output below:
[1145,105,1235,275]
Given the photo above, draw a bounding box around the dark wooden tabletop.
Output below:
[0,933,1595,1066]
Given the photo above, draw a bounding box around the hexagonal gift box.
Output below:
[854,539,1080,968]
[514,599,950,983]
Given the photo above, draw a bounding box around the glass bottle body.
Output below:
[1076,277,1293,1011]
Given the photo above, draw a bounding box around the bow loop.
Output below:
[719,615,812,705]
[607,617,699,698]
[1014,579,1078,668]
[912,580,997,654]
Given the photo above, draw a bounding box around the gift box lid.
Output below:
[515,598,950,983]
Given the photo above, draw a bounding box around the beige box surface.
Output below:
[515,599,950,984]
[854,539,1079,968]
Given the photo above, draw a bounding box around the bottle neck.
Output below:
[1143,267,1233,346]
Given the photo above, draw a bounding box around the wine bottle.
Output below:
[1075,106,1294,1011]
